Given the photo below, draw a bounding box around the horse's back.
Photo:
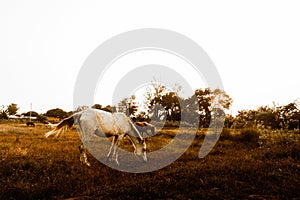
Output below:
[112,112,132,133]
[75,109,113,136]
[78,109,134,136]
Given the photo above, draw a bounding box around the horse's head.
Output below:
[134,139,147,162]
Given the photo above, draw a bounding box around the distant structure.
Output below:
[8,115,37,120]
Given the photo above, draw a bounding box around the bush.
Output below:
[164,121,180,127]
[238,128,260,145]
[291,142,300,159]
[220,128,233,141]
[0,111,8,120]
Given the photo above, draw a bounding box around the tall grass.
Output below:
[0,123,299,199]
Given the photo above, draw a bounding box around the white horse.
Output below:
[45,108,147,166]
[134,121,156,138]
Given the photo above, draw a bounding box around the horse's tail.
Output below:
[47,122,56,128]
[45,114,76,138]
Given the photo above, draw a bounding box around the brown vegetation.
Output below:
[0,123,299,199]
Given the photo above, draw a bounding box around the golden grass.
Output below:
[0,122,299,199]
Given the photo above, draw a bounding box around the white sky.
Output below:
[0,1,299,115]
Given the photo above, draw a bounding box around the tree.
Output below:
[187,88,232,128]
[233,109,257,129]
[232,101,300,130]
[144,85,232,127]
[193,88,212,127]
[36,114,48,123]
[144,82,184,121]
[45,108,68,119]
[181,95,200,125]
[277,102,300,130]
[23,111,39,117]
[224,114,235,128]
[92,104,102,110]
[117,95,138,117]
[211,89,233,110]
[7,103,19,115]
[160,92,182,121]
[0,105,8,119]
[102,105,115,113]
[255,106,278,129]
[145,82,168,121]
[91,104,115,113]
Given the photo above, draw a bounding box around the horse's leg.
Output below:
[111,135,120,165]
[112,134,125,165]
[79,143,90,167]
[107,135,117,161]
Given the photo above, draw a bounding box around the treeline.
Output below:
[115,86,233,128]
[229,102,300,130]
[1,84,299,130]
[0,104,72,123]
[113,84,299,130]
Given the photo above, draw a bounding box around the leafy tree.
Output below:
[232,101,299,130]
[144,82,185,122]
[233,109,257,129]
[193,88,212,127]
[45,108,68,119]
[0,111,8,119]
[92,104,103,110]
[277,102,300,130]
[23,111,39,117]
[91,104,116,113]
[146,90,182,121]
[211,89,232,110]
[145,82,168,121]
[181,95,199,125]
[117,95,138,117]
[36,114,48,123]
[224,114,235,128]
[0,106,8,119]
[186,88,232,128]
[7,103,19,115]
[144,85,232,127]
[255,106,278,129]
[161,92,182,121]
[102,105,115,113]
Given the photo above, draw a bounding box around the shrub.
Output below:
[258,129,299,148]
[164,121,180,127]
[291,142,300,159]
[220,128,232,141]
[238,128,260,145]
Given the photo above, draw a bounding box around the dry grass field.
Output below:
[0,122,299,199]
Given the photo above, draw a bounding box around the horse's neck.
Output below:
[128,119,144,140]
